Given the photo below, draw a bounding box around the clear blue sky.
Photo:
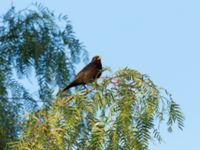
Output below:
[1,0,200,149]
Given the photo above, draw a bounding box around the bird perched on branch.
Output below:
[62,56,102,92]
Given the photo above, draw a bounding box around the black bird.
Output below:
[62,56,102,92]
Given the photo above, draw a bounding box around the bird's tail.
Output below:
[62,81,79,92]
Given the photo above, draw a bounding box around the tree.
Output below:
[0,4,184,150]
[0,3,88,149]
[9,68,184,150]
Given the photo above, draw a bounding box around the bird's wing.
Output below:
[74,62,97,81]
[75,62,92,77]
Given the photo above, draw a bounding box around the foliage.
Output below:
[0,98,18,150]
[0,3,87,149]
[9,68,184,150]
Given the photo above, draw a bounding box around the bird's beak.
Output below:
[97,56,101,60]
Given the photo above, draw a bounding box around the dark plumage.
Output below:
[62,56,102,92]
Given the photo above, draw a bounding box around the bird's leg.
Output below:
[83,85,91,94]
[83,85,88,90]
[83,85,90,92]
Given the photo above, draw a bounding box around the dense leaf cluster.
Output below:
[9,68,184,150]
[0,4,87,149]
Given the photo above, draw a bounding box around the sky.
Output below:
[1,0,200,149]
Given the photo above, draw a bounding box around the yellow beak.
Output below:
[97,56,101,60]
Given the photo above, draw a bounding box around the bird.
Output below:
[62,56,102,92]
